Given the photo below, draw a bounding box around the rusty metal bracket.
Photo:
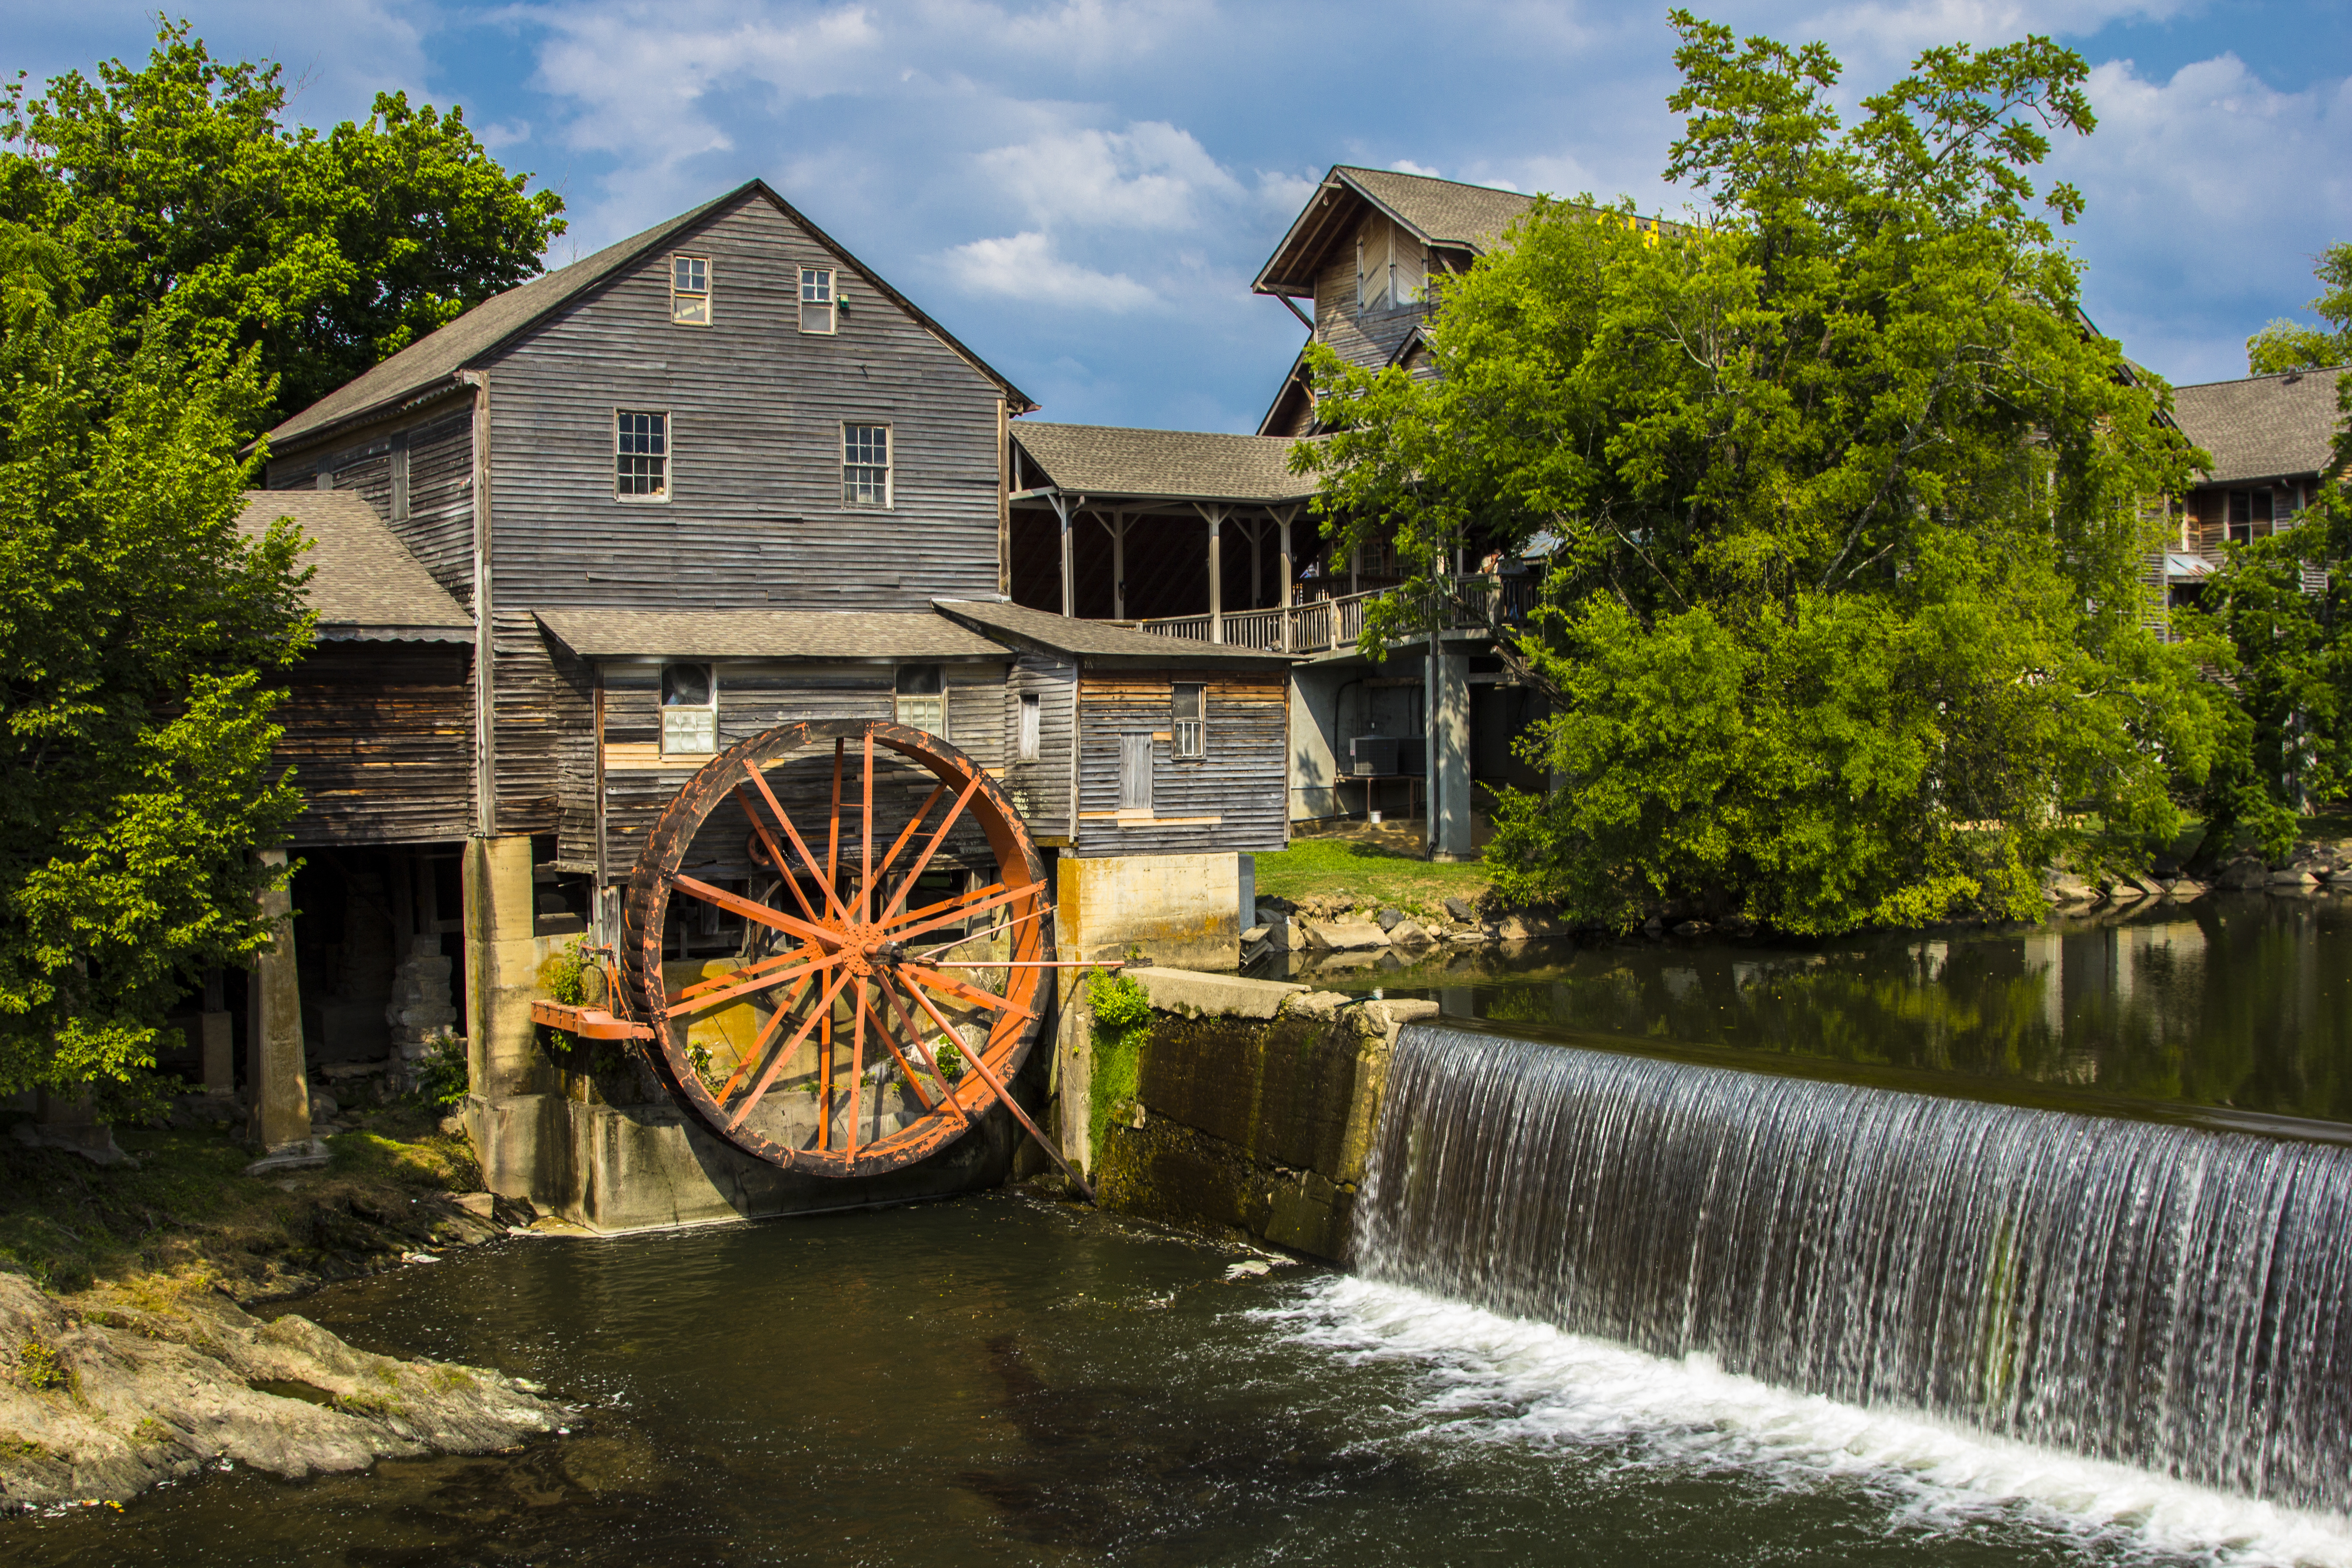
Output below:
[530,1000,655,1041]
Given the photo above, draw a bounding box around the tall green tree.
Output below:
[0,232,314,1108]
[1298,12,2225,934]
[0,18,566,420]
[2246,242,2352,375]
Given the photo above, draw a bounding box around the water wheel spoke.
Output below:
[889,965,1077,1188]
[743,764,850,926]
[735,785,823,926]
[887,970,1000,1118]
[727,964,855,1132]
[862,783,946,921]
[871,974,949,1116]
[887,882,1040,947]
[846,979,873,1157]
[826,738,844,905]
[876,773,987,926]
[711,970,820,1103]
[661,948,835,1021]
[858,732,876,926]
[899,961,1033,1019]
[670,872,843,953]
[913,902,1047,962]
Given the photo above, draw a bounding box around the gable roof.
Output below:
[2171,368,2348,485]
[931,598,1294,667]
[235,490,473,640]
[1011,421,1318,505]
[534,609,1007,662]
[1254,166,1538,298]
[265,179,1033,456]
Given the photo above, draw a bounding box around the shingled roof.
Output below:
[266,180,1031,455]
[1011,422,1318,505]
[236,490,472,640]
[534,609,1007,661]
[2171,368,2348,485]
[1254,166,1537,298]
[931,598,1293,667]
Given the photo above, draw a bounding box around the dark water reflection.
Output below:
[1260,891,2352,1127]
[0,1194,2274,1567]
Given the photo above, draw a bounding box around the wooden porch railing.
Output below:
[1130,575,1537,652]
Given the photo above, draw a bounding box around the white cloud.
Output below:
[980,122,1241,230]
[944,230,1160,311]
[1390,159,1444,177]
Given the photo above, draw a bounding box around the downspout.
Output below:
[459,368,496,838]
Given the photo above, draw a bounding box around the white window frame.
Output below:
[661,663,718,755]
[1017,692,1041,763]
[843,422,892,509]
[671,254,712,325]
[1172,682,1206,760]
[800,267,837,334]
[895,663,946,739]
[615,410,671,502]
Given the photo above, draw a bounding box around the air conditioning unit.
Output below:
[1348,735,1399,777]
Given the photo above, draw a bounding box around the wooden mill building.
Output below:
[232,179,1290,1201]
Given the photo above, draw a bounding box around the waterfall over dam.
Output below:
[1357,1022,2352,1511]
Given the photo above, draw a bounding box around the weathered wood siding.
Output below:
[1073,669,1287,858]
[594,660,1010,877]
[1314,215,1431,377]
[265,405,477,605]
[482,196,1004,612]
[490,611,576,837]
[274,642,473,846]
[1002,652,1078,838]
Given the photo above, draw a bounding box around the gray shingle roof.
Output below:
[265,180,1033,455]
[2172,368,2348,485]
[1334,166,1536,251]
[931,598,1293,665]
[1011,422,1318,504]
[534,609,1008,661]
[266,193,733,451]
[235,490,472,639]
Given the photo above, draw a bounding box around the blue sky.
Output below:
[13,1,2352,431]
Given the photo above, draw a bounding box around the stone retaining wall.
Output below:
[1062,967,1436,1262]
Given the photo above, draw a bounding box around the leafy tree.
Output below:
[0,232,313,1110]
[1297,12,2225,934]
[2246,242,2352,375]
[0,18,566,420]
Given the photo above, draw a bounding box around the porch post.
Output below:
[1277,509,1294,651]
[1050,492,1076,618]
[1206,508,1224,642]
[1112,510,1127,621]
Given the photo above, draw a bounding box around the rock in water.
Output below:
[0,1272,562,1509]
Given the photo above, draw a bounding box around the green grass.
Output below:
[1253,838,1492,918]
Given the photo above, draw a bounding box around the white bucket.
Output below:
[1369,810,1383,824]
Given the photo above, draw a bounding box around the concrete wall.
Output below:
[1055,850,1240,970]
[1289,664,1347,822]
[1071,966,1437,1262]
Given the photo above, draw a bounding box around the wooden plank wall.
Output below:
[594,659,1012,879]
[1073,668,1287,858]
[1314,216,1430,379]
[492,611,578,836]
[482,196,1005,613]
[265,407,477,604]
[1002,652,1077,838]
[274,642,473,846]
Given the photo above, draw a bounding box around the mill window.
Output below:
[801,267,836,334]
[1172,683,1205,760]
[661,663,717,754]
[896,664,945,738]
[2228,489,2274,544]
[671,255,711,325]
[843,423,891,507]
[617,411,669,500]
[1018,692,1041,762]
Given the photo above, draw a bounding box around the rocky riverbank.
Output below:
[0,1269,563,1510]
[0,1105,583,1512]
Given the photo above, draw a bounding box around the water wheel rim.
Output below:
[619,719,1053,1177]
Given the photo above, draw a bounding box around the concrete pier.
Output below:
[245,848,312,1152]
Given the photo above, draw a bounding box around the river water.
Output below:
[14,891,2352,1565]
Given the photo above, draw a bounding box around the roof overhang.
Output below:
[534,608,1009,662]
[317,623,474,643]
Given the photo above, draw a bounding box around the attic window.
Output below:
[661,663,717,754]
[800,268,836,334]
[671,255,711,325]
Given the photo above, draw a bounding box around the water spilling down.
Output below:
[1359,1020,2352,1511]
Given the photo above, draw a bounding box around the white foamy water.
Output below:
[1265,1275,2352,1568]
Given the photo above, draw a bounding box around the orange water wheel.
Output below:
[608,720,1078,1183]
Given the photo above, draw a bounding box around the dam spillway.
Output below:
[1356,1022,2352,1511]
